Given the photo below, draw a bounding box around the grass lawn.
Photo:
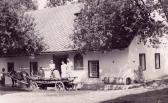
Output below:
[100,88,168,103]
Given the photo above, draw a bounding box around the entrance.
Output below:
[30,62,38,75]
[53,54,68,75]
[7,62,14,72]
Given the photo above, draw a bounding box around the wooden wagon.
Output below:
[30,77,77,90]
[5,70,77,91]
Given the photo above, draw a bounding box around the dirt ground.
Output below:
[1,86,168,103]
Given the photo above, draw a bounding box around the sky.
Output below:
[36,0,47,9]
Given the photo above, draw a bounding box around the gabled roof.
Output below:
[31,3,82,52]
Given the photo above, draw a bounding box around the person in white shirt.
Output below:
[61,61,67,78]
[66,58,74,77]
[43,60,55,79]
[49,60,55,70]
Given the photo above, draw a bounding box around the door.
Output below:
[30,62,38,75]
[7,62,14,72]
[53,54,68,75]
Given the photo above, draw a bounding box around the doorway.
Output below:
[53,54,68,75]
[30,62,38,75]
[7,62,14,72]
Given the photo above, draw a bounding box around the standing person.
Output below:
[61,61,67,78]
[44,60,55,79]
[66,58,74,77]
[49,60,55,70]
[1,68,6,86]
[10,70,16,87]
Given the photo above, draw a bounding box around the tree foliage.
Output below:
[46,0,67,7]
[72,0,167,51]
[0,0,46,55]
[158,0,168,20]
[46,0,81,7]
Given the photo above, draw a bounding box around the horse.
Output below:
[9,70,30,87]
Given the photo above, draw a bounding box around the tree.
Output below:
[46,0,80,7]
[72,0,167,51]
[0,0,46,56]
[46,0,65,7]
[17,0,38,10]
[158,0,168,20]
[5,0,38,11]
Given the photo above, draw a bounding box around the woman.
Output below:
[61,61,67,78]
[66,58,73,77]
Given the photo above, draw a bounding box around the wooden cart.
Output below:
[30,77,77,90]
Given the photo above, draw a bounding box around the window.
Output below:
[88,60,99,78]
[74,54,83,70]
[30,62,38,75]
[155,53,160,69]
[7,62,14,72]
[139,54,146,71]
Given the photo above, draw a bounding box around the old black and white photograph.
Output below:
[1,0,168,103]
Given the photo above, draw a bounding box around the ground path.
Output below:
[0,87,162,103]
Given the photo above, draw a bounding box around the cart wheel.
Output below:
[29,81,38,91]
[55,81,65,91]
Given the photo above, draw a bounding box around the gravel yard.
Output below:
[1,85,167,103]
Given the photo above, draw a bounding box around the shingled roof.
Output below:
[31,3,82,52]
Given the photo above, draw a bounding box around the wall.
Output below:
[80,49,129,83]
[128,36,168,80]
[2,38,168,85]
[0,53,76,85]
[0,54,53,74]
[0,54,53,85]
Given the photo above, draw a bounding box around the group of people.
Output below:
[0,58,74,86]
[61,58,73,78]
[38,58,74,79]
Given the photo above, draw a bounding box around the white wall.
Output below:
[0,54,53,74]
[79,49,129,83]
[2,38,168,85]
[128,36,168,80]
[0,53,78,85]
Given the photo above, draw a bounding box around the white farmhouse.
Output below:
[1,3,168,85]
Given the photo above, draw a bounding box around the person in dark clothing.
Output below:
[1,68,6,86]
[10,70,17,87]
